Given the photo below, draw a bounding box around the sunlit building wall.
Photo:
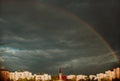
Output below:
[89,75,96,80]
[10,72,15,80]
[114,67,120,79]
[105,70,115,81]
[23,71,32,79]
[67,75,76,80]
[76,75,87,81]
[96,73,106,81]
[7,67,120,81]
[34,73,51,81]
[10,71,32,81]
[0,69,10,81]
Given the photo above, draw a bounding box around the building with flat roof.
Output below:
[0,69,10,81]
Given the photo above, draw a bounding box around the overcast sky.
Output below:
[0,0,120,75]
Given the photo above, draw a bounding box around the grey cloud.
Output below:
[0,18,9,23]
[1,46,117,74]
[0,57,4,62]
[0,1,119,74]
[53,53,117,69]
[3,35,39,42]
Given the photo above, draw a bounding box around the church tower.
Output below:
[59,68,62,81]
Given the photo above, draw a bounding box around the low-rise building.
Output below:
[34,73,51,81]
[67,75,76,80]
[89,75,96,80]
[10,71,32,81]
[0,69,10,81]
[76,75,87,81]
[105,70,115,81]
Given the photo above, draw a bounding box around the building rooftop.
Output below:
[0,69,9,71]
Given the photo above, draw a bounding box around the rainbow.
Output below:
[2,0,120,64]
[35,2,120,63]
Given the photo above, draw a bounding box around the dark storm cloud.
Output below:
[36,0,120,57]
[0,0,119,74]
[0,29,4,68]
[1,46,117,74]
[39,0,120,56]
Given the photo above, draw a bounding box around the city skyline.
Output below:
[1,67,120,81]
[0,66,120,76]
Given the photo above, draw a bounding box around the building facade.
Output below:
[0,69,10,81]
[10,71,32,81]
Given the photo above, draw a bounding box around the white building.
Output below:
[67,75,76,80]
[114,67,120,79]
[105,70,115,81]
[10,71,32,81]
[76,75,87,81]
[89,75,96,80]
[34,73,51,81]
[96,73,106,81]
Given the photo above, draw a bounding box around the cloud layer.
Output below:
[0,1,119,74]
